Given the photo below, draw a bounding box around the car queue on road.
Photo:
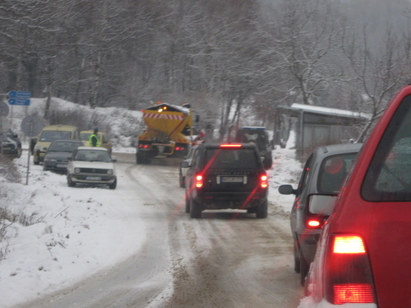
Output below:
[21,85,411,307]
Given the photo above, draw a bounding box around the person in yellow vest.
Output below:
[89,128,100,147]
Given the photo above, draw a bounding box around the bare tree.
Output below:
[341,24,406,142]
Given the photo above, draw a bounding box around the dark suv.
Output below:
[278,143,362,285]
[184,143,269,219]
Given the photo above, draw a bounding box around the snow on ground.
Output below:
[0,152,148,307]
[1,98,304,307]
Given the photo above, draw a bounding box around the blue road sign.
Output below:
[8,98,31,106]
[8,91,31,99]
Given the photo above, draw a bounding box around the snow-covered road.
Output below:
[3,150,304,307]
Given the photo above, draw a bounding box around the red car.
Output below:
[305,85,411,308]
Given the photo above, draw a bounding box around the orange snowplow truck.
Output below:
[136,102,198,164]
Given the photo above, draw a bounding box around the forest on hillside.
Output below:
[1,0,411,140]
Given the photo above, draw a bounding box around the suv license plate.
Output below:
[86,176,101,181]
[221,176,243,183]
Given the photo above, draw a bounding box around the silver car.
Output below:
[179,145,199,187]
[67,147,117,189]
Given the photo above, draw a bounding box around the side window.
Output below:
[362,95,411,201]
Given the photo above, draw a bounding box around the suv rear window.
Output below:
[205,148,259,169]
[362,95,411,201]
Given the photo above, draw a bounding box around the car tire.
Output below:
[34,156,40,165]
[67,175,75,187]
[299,248,310,286]
[263,157,273,170]
[109,178,117,190]
[190,199,202,219]
[247,207,257,214]
[185,195,190,213]
[179,174,185,188]
[17,146,22,158]
[256,200,268,218]
[294,239,301,273]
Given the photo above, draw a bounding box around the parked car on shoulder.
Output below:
[278,143,362,286]
[179,145,199,187]
[1,129,22,159]
[185,143,268,218]
[305,85,411,307]
[66,146,117,189]
[43,139,84,173]
[80,130,112,154]
[31,124,80,165]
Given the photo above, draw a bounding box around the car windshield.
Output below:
[39,131,71,142]
[204,148,258,169]
[48,142,81,152]
[317,153,358,194]
[80,132,92,141]
[363,95,411,201]
[74,150,111,162]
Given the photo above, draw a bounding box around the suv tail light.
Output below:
[325,234,376,305]
[195,175,203,188]
[260,174,268,188]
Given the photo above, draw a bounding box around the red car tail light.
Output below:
[260,174,268,188]
[325,234,376,305]
[333,235,365,254]
[195,175,203,188]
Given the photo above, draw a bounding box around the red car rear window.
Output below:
[362,95,411,201]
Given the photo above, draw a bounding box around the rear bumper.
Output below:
[195,192,267,209]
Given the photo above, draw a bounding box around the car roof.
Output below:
[76,146,109,152]
[50,139,83,143]
[313,143,363,158]
[42,125,78,131]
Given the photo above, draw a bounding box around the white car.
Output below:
[66,147,117,189]
[179,145,199,187]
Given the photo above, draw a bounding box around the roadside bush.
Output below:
[47,108,90,131]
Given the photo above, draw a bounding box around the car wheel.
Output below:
[263,157,273,170]
[179,173,185,188]
[17,146,22,158]
[247,207,257,214]
[67,175,75,187]
[294,239,301,273]
[299,248,310,286]
[33,156,40,165]
[256,200,268,218]
[109,178,117,190]
[190,199,202,219]
[185,195,190,213]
